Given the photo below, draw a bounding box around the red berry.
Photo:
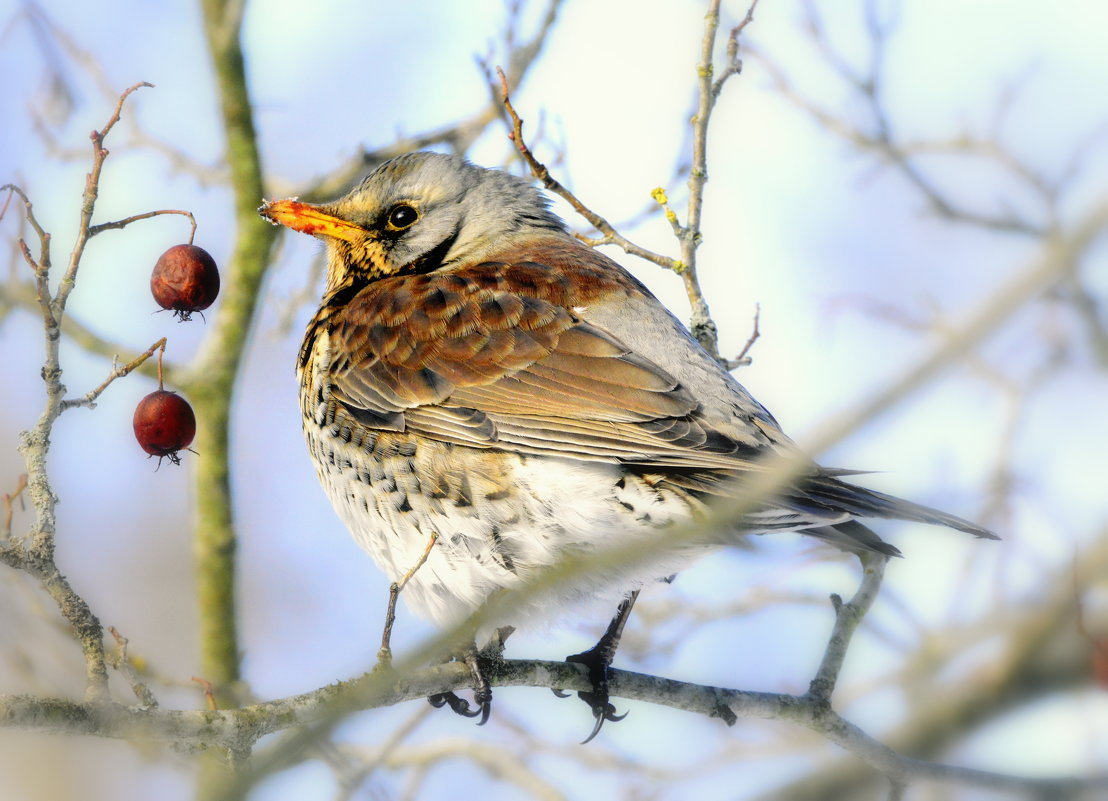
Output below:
[151,244,220,321]
[133,390,196,465]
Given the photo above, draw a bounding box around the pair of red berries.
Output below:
[133,244,220,465]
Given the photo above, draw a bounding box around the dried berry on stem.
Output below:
[132,344,196,465]
[151,243,221,321]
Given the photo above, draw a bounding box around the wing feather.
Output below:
[315,254,776,470]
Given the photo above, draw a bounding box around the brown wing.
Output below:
[320,258,763,469]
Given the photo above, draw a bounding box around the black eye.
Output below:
[386,204,418,230]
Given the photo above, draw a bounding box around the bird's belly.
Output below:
[304,421,709,630]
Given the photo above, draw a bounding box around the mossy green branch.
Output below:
[185,0,280,711]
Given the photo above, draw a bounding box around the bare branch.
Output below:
[107,627,158,709]
[1,651,1104,801]
[59,337,167,412]
[1,474,28,541]
[723,303,761,370]
[88,208,196,243]
[53,81,153,316]
[1,83,154,706]
[497,67,678,273]
[807,553,887,704]
[379,532,439,664]
[749,6,1052,236]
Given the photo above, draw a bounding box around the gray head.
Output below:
[260,152,566,285]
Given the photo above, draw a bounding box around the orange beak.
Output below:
[259,199,364,243]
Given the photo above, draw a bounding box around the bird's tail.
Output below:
[793,474,999,542]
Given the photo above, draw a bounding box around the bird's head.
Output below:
[259,152,565,289]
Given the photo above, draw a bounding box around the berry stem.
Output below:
[88,209,197,244]
[59,336,169,412]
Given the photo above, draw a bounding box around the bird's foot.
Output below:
[554,591,639,742]
[428,688,488,721]
[426,632,511,726]
[565,644,628,743]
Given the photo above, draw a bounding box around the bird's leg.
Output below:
[563,589,640,743]
[426,591,514,725]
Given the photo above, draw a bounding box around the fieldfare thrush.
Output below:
[260,151,995,739]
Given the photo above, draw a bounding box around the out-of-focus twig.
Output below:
[748,0,1086,237]
[807,552,886,704]
[496,0,762,369]
[107,627,158,709]
[1,475,28,540]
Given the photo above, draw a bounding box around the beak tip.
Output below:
[255,198,362,242]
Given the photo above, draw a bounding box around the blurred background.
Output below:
[2,0,1107,799]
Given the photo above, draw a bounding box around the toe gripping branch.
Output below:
[428,643,493,725]
[427,626,514,726]
[558,590,640,744]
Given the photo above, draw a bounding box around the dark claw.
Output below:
[476,696,492,726]
[427,691,482,718]
[564,590,640,742]
[582,710,606,745]
[577,691,629,744]
[566,653,631,743]
[427,643,494,725]
[472,684,492,726]
[550,688,572,698]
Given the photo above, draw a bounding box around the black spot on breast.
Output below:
[489,526,516,572]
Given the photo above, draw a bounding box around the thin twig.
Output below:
[0,280,181,385]
[724,303,761,370]
[53,81,153,316]
[2,184,54,329]
[496,67,679,272]
[60,337,167,411]
[5,83,152,705]
[107,627,158,708]
[712,0,759,98]
[89,208,196,243]
[807,553,887,705]
[1,475,28,540]
[380,532,439,664]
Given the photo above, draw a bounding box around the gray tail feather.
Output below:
[805,520,903,557]
[795,475,999,541]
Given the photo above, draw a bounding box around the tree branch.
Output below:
[1,652,1102,801]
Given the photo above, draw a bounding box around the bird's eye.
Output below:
[386,204,418,230]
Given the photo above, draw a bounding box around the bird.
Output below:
[259,151,996,740]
